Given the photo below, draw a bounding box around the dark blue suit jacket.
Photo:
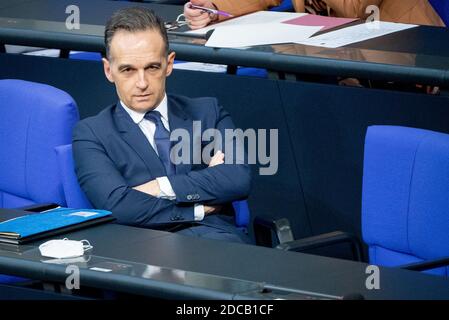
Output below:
[72,95,251,229]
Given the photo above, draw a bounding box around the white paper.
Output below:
[187,11,307,35]
[296,21,417,48]
[173,62,227,73]
[90,267,112,272]
[23,49,61,57]
[205,23,322,48]
[67,211,99,218]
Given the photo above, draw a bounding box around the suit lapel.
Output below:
[114,103,167,178]
[167,97,193,175]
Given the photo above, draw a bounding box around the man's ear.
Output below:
[102,57,114,83]
[166,51,176,77]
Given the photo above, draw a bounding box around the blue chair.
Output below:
[278,125,449,276]
[429,0,449,26]
[69,51,102,61]
[362,125,449,276]
[269,0,294,12]
[236,67,268,78]
[0,79,79,283]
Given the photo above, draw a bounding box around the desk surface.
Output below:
[0,0,448,86]
[0,222,449,299]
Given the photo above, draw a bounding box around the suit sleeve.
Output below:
[72,121,195,228]
[323,0,383,18]
[167,103,252,205]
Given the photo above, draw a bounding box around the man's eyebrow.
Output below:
[144,62,162,68]
[118,64,134,71]
[117,62,162,71]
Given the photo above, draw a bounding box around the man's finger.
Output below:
[188,15,211,24]
[185,7,208,18]
[212,150,224,158]
[189,17,212,28]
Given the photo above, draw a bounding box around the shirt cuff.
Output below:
[156,176,176,200]
[194,204,205,221]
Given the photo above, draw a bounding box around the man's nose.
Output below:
[136,70,148,89]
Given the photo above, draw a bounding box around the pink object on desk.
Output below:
[282,14,357,32]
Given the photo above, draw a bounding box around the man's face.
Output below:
[103,29,175,113]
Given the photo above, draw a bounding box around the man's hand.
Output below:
[204,205,222,215]
[184,0,218,30]
[203,151,225,216]
[208,150,225,167]
[133,179,161,197]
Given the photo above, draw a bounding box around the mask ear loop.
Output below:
[176,13,188,26]
[164,14,189,31]
[81,240,93,252]
[174,13,189,29]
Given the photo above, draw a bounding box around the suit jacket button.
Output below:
[187,195,193,200]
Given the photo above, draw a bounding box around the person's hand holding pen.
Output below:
[183,0,232,30]
[306,0,328,13]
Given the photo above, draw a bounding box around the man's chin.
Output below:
[131,99,156,112]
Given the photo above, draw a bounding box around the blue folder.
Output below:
[0,207,114,244]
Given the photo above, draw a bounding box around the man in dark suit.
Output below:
[72,7,252,244]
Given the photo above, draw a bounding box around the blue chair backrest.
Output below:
[362,126,449,276]
[69,51,102,61]
[0,79,79,208]
[55,144,93,209]
[232,200,250,227]
[429,0,449,26]
[269,0,294,12]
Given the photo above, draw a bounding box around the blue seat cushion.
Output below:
[369,245,448,276]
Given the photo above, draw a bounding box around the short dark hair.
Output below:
[104,6,169,60]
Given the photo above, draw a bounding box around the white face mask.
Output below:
[39,238,93,259]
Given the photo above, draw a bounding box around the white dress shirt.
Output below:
[120,96,204,221]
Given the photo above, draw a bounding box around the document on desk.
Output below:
[296,21,417,48]
[173,61,227,73]
[187,11,307,36]
[282,14,358,32]
[205,23,323,48]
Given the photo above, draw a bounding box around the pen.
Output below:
[189,4,233,18]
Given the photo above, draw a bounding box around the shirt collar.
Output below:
[120,94,168,124]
